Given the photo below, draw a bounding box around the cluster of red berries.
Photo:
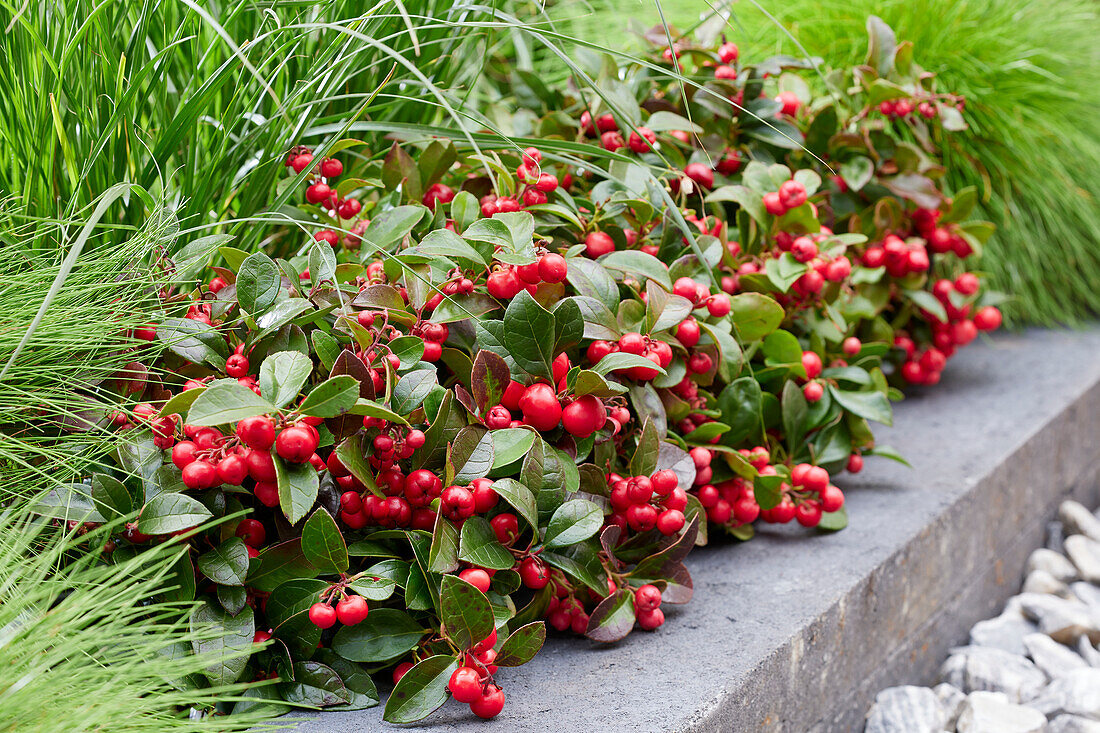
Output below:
[587,331,672,382]
[633,583,665,630]
[478,147,564,214]
[861,233,931,277]
[448,629,506,720]
[484,368,610,440]
[762,178,808,217]
[913,207,975,259]
[878,98,939,120]
[308,592,370,629]
[895,274,1001,385]
[800,350,826,403]
[606,469,688,535]
[109,402,179,449]
[485,252,569,300]
[283,146,366,247]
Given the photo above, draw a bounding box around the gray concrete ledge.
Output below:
[290,328,1100,732]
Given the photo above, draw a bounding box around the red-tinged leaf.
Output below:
[584,589,636,643]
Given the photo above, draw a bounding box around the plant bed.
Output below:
[23,17,1013,729]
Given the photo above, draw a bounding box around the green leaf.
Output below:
[830,386,893,426]
[439,575,495,650]
[186,380,276,427]
[280,661,350,708]
[197,538,250,586]
[781,380,809,453]
[503,290,557,380]
[450,426,495,484]
[299,375,359,417]
[450,191,479,232]
[630,418,660,476]
[584,590,635,642]
[360,205,425,250]
[598,250,671,290]
[487,477,539,530]
[543,499,603,549]
[382,655,459,724]
[566,257,620,312]
[312,331,341,372]
[705,184,767,224]
[458,516,514,570]
[717,377,763,445]
[490,429,537,469]
[259,351,313,408]
[275,457,319,524]
[348,398,409,426]
[190,602,253,686]
[494,621,546,667]
[765,253,809,292]
[590,351,666,376]
[414,228,490,266]
[840,157,875,191]
[237,252,282,315]
[246,539,318,593]
[314,649,380,710]
[762,330,806,376]
[156,317,230,367]
[332,608,425,663]
[392,369,438,415]
[428,514,460,574]
[308,243,338,284]
[389,336,425,369]
[301,508,349,574]
[138,493,213,535]
[90,473,133,517]
[904,289,949,323]
[729,293,784,342]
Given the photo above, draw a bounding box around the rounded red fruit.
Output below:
[585,231,615,258]
[335,595,369,625]
[562,395,605,437]
[518,383,562,431]
[518,556,549,589]
[470,684,505,719]
[459,568,492,593]
[276,426,319,463]
[308,602,337,629]
[237,416,276,450]
[537,253,568,283]
[449,667,483,704]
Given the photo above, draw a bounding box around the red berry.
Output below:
[518,383,562,432]
[656,509,685,535]
[449,667,483,704]
[778,179,807,209]
[846,453,863,474]
[801,351,822,380]
[216,454,249,485]
[718,42,739,64]
[683,163,714,190]
[459,568,492,593]
[600,131,625,151]
[308,602,337,629]
[518,557,549,589]
[182,460,217,490]
[585,231,615,258]
[225,354,249,377]
[842,337,862,356]
[305,182,331,204]
[634,584,662,612]
[650,469,679,496]
[562,395,605,437]
[470,684,505,719]
[795,501,823,527]
[635,606,665,631]
[707,293,731,317]
[537,253,568,283]
[776,91,801,116]
[763,192,786,216]
[320,158,343,178]
[237,416,276,450]
[490,513,520,545]
[171,441,198,470]
[290,153,313,173]
[974,306,1002,331]
[820,485,845,513]
[392,661,414,685]
[486,268,522,300]
[335,595,369,625]
[627,127,656,154]
[275,426,319,463]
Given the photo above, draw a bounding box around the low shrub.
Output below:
[40,18,1000,724]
